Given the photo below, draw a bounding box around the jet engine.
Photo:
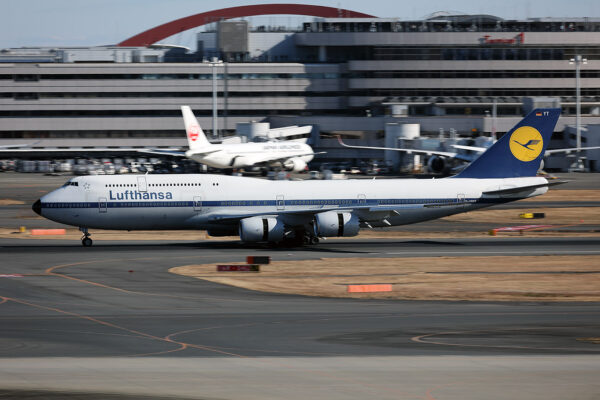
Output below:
[283,157,307,172]
[427,156,448,174]
[230,156,251,168]
[313,211,360,237]
[239,216,285,242]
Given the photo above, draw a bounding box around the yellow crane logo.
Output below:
[509,126,544,162]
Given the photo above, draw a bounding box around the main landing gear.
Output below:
[274,230,319,247]
[79,227,93,247]
[306,235,320,245]
[303,231,320,246]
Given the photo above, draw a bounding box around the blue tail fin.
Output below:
[454,108,561,178]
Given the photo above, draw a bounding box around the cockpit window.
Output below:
[62,181,79,187]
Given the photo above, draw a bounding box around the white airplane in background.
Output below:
[453,142,600,157]
[34,108,563,247]
[449,141,600,173]
[337,136,475,173]
[339,130,600,174]
[142,106,318,172]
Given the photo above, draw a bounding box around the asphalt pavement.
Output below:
[1,172,599,399]
[1,237,599,399]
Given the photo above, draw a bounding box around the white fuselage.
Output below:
[38,174,548,232]
[186,142,314,169]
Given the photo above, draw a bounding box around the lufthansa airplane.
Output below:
[33,109,561,247]
[141,106,317,172]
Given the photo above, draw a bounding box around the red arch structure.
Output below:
[118,4,376,47]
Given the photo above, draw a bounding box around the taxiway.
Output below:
[0,237,599,399]
[1,172,600,399]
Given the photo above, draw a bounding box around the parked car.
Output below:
[115,165,129,174]
[54,162,72,173]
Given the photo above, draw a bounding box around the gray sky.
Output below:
[1,0,598,48]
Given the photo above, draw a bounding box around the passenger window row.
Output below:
[149,183,201,187]
[105,184,136,187]
[104,183,204,187]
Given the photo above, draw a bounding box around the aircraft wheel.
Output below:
[310,236,320,245]
[82,237,93,247]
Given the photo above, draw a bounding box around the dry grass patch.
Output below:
[443,207,600,225]
[171,255,600,302]
[0,199,25,205]
[521,189,600,202]
[577,337,600,344]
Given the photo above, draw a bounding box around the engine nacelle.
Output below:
[239,217,285,242]
[231,156,251,168]
[283,158,307,172]
[427,156,447,174]
[313,211,360,237]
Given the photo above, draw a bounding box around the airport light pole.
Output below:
[491,98,497,141]
[208,57,223,139]
[569,55,587,150]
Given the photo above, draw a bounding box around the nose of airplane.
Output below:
[32,199,41,216]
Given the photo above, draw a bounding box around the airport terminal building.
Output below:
[1,6,600,170]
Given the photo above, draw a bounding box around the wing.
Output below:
[545,146,600,155]
[200,180,565,225]
[245,152,324,166]
[482,180,567,195]
[142,147,223,157]
[451,144,488,152]
[203,203,369,224]
[337,137,457,158]
[0,147,155,154]
[137,149,187,157]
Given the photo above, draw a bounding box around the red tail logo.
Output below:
[188,125,200,141]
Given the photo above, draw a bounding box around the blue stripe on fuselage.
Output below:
[39,197,512,209]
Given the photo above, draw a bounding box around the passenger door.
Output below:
[357,194,367,206]
[193,196,202,212]
[137,175,147,192]
[98,197,107,213]
[276,194,285,210]
[457,193,466,207]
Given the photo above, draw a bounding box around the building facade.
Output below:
[1,12,600,169]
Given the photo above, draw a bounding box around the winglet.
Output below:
[181,106,212,151]
[454,108,561,178]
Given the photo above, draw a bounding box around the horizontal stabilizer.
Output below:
[423,201,472,208]
[482,180,568,195]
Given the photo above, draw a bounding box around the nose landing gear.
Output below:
[79,227,93,247]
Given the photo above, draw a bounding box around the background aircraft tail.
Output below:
[181,106,212,151]
[454,108,561,178]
